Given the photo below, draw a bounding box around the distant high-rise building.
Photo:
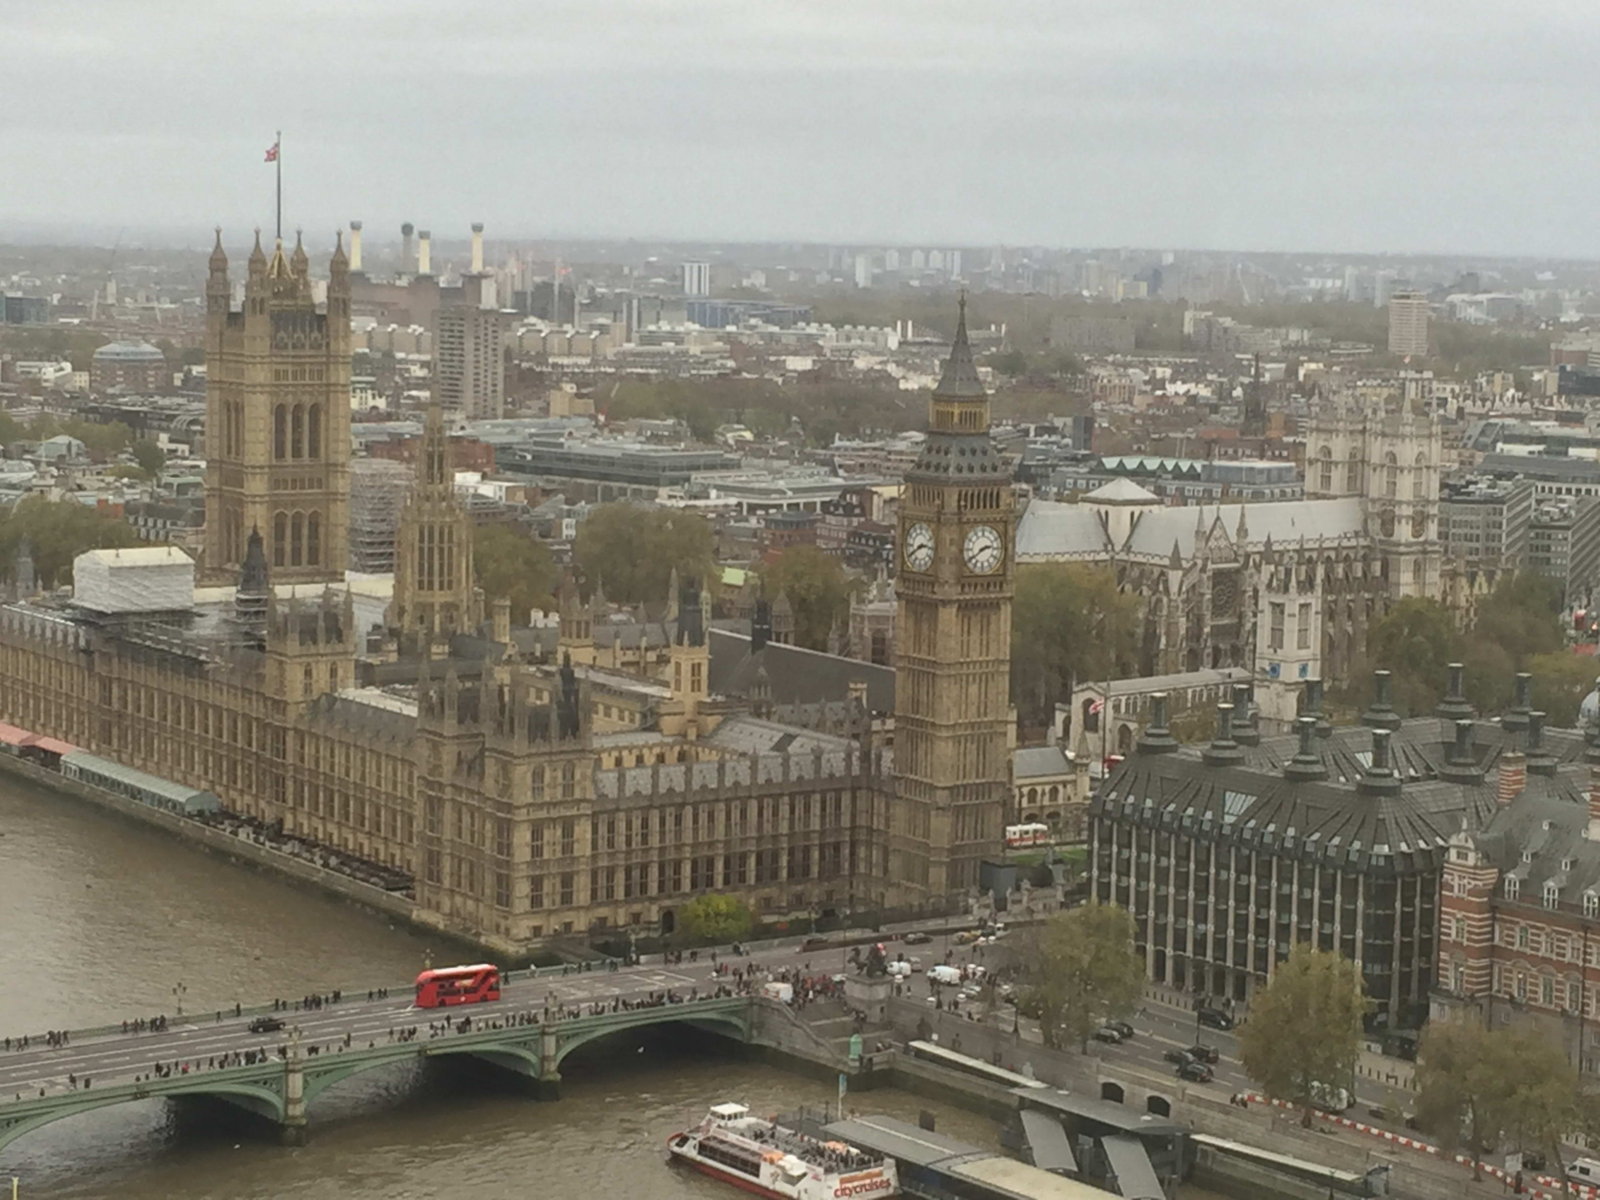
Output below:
[1388,291,1430,357]
[202,229,351,586]
[853,253,872,289]
[1373,269,1399,308]
[681,261,711,297]
[434,287,508,420]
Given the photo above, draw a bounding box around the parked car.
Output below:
[1186,1044,1220,1064]
[801,936,831,952]
[1308,1082,1353,1113]
[1197,1007,1234,1031]
[1092,1025,1126,1044]
[1103,1019,1135,1040]
[954,930,981,946]
[1163,1047,1195,1066]
[903,931,932,945]
[248,1016,285,1034]
[1177,1060,1214,1083]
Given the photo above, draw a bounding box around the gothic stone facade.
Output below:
[1018,395,1444,723]
[201,231,352,586]
[0,597,894,949]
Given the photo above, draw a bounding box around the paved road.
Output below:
[0,935,874,1104]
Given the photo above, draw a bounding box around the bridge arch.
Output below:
[553,1011,750,1071]
[298,1041,543,1110]
[0,1081,285,1157]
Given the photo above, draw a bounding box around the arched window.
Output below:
[1505,876,1520,901]
[1584,892,1598,918]
[1318,446,1333,493]
[306,511,321,566]
[291,404,304,459]
[290,511,304,566]
[1545,882,1560,909]
[1345,458,1360,493]
[1384,452,1398,499]
[307,404,322,459]
[272,511,287,567]
[273,405,287,461]
[1412,452,1427,501]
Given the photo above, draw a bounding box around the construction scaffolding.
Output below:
[348,458,413,574]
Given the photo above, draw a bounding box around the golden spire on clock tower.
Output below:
[892,297,1017,904]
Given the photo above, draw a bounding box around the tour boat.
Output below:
[668,1103,898,1199]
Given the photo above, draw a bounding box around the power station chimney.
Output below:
[417,230,432,276]
[348,220,363,272]
[470,222,484,274]
[401,222,415,272]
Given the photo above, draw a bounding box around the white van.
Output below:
[1570,1158,1600,1184]
[929,965,962,986]
[760,981,794,1004]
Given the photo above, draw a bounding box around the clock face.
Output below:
[963,525,1003,574]
[904,522,935,572]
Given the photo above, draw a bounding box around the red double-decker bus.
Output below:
[414,963,501,1008]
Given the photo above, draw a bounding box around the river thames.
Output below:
[0,775,1010,1199]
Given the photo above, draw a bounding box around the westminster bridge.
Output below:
[0,950,853,1155]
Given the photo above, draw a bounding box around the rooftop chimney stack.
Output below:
[1528,710,1557,776]
[417,230,432,276]
[1202,702,1245,766]
[348,220,363,272]
[471,222,485,273]
[1232,681,1260,746]
[1496,748,1527,807]
[1503,672,1533,733]
[1136,692,1179,755]
[1284,716,1328,782]
[1357,728,1401,796]
[401,222,415,272]
[1361,669,1403,731]
[1437,661,1474,721]
[1304,677,1333,738]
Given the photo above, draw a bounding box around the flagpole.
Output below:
[275,130,282,241]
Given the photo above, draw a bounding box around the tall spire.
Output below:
[235,524,270,633]
[934,291,985,398]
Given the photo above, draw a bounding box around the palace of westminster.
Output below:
[0,234,1020,950]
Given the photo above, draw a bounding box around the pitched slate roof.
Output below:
[1122,498,1367,559]
[1083,477,1161,504]
[1015,499,1114,559]
[709,629,895,711]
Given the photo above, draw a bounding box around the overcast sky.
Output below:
[5,0,1599,256]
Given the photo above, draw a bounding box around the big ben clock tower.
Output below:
[893,298,1016,904]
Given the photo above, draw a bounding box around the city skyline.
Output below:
[5,0,1600,258]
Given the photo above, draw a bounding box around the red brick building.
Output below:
[1434,732,1600,1073]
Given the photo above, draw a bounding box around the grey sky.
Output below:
[5,0,1599,256]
